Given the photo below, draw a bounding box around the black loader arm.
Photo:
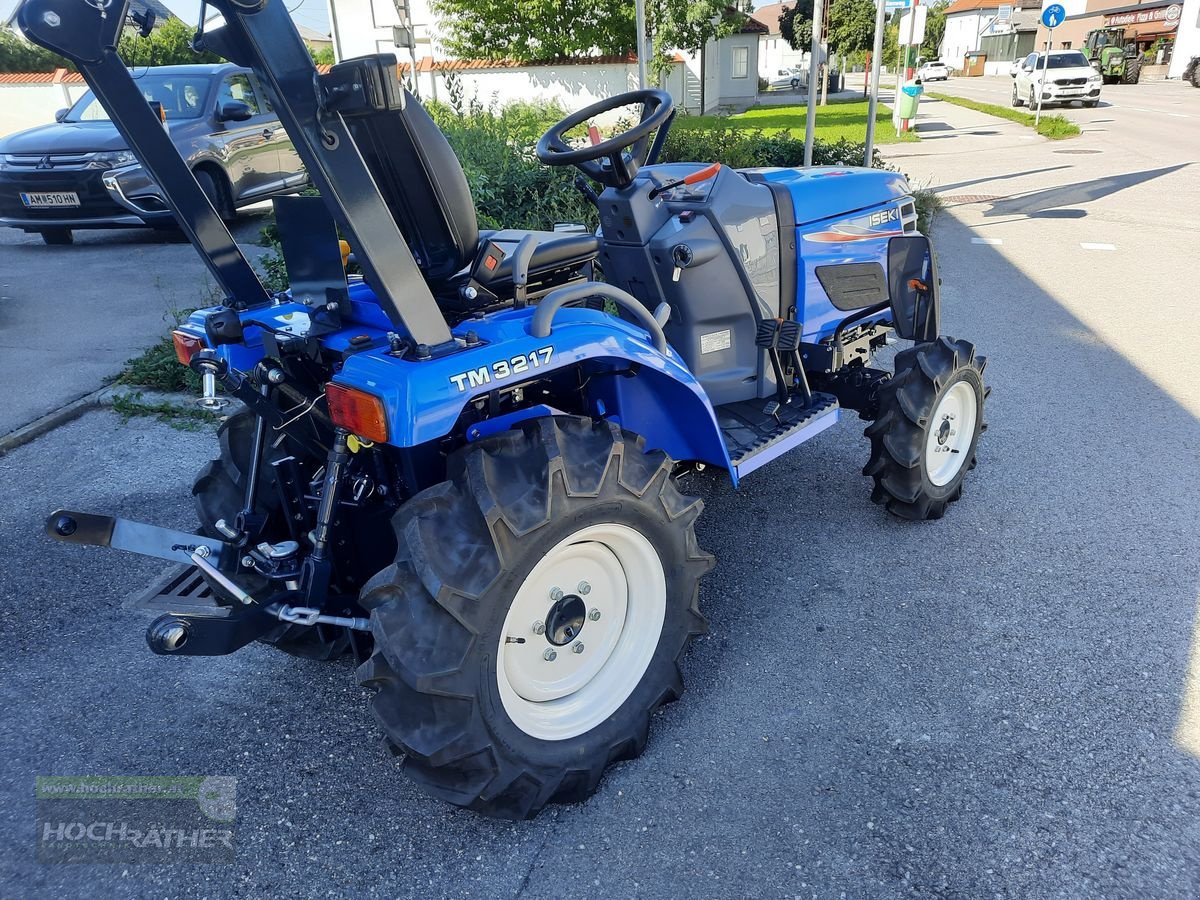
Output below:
[17,0,453,346]
[17,0,268,308]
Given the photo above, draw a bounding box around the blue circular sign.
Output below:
[1041,3,1066,28]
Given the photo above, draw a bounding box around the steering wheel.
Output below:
[536,89,675,189]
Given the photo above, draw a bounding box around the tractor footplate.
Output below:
[128,565,276,656]
[717,392,840,479]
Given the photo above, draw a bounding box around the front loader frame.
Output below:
[18,0,450,346]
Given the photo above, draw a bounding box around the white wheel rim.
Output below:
[924,380,978,487]
[496,523,666,741]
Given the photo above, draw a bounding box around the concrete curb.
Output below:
[0,386,238,457]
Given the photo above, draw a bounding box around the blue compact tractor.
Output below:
[22,0,987,818]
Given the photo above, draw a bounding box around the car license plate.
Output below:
[19,191,81,208]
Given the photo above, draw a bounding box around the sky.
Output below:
[1,0,330,36]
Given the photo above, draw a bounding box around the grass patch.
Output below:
[676,99,918,145]
[117,334,202,393]
[926,92,1080,139]
[110,392,213,431]
[910,184,944,234]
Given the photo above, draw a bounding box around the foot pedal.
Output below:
[756,320,790,405]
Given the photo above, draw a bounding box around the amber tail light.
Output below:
[172,330,204,365]
[325,383,388,443]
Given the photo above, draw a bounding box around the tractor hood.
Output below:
[749,167,912,227]
[0,121,130,155]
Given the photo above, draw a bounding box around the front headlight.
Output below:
[1088,74,1102,83]
[88,150,138,170]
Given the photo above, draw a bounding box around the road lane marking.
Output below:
[1168,113,1189,118]
[1080,242,1116,251]
[972,237,1003,245]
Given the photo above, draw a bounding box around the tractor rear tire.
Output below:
[357,416,712,819]
[192,410,352,660]
[1121,57,1142,84]
[863,337,988,520]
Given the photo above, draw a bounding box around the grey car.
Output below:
[0,63,307,244]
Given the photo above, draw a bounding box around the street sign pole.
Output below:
[1034,31,1051,128]
[804,0,826,166]
[1035,5,1066,130]
[864,0,886,165]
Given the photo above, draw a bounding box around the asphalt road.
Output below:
[3,94,1200,897]
[918,74,1200,161]
[0,209,273,437]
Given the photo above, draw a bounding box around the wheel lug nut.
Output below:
[532,620,545,635]
[588,608,601,621]
[578,581,591,595]
[543,648,557,661]
[549,587,563,602]
[572,642,584,654]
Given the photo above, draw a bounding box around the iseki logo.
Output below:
[867,208,899,228]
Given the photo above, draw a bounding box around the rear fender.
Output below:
[333,306,734,474]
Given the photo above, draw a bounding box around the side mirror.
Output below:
[218,101,253,123]
[887,235,941,342]
[54,108,69,122]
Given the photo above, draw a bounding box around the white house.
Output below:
[325,0,445,63]
[749,2,807,79]
[940,0,1005,67]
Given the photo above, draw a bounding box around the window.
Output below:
[68,76,211,121]
[217,75,262,115]
[732,46,749,78]
[1060,41,1071,49]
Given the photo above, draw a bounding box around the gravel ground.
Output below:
[2,204,1200,898]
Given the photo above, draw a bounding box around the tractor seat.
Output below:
[331,59,599,306]
[474,229,601,285]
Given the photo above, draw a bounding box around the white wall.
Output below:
[703,33,759,112]
[941,11,991,67]
[1168,0,1200,78]
[0,83,89,138]
[412,61,689,124]
[326,0,444,62]
[759,34,806,78]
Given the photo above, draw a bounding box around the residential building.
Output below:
[749,2,807,78]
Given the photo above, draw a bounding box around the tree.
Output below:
[430,0,734,81]
[0,28,71,72]
[779,0,814,50]
[117,17,223,66]
[923,1,949,59]
[429,0,638,61]
[826,0,877,55]
[309,45,336,66]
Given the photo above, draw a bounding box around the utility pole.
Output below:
[391,0,419,98]
[864,0,886,165]
[636,0,648,88]
[804,0,826,165]
[820,0,831,104]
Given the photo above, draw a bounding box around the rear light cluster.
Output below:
[325,383,389,443]
[172,330,204,365]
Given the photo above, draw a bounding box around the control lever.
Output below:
[648,162,722,200]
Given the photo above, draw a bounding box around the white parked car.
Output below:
[1011,50,1102,108]
[768,67,803,91]
[917,61,950,81]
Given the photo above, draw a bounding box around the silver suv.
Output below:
[0,63,308,244]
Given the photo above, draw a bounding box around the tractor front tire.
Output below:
[864,337,988,520]
[192,410,352,660]
[1121,58,1142,84]
[357,417,712,819]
